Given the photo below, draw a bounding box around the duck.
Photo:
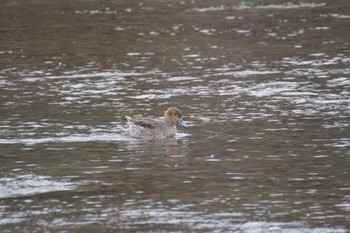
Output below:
[120,107,189,139]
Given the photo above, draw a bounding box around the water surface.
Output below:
[1,0,349,232]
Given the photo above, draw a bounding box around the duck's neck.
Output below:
[164,114,170,123]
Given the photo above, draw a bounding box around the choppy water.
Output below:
[1,0,349,232]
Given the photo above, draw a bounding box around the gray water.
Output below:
[1,0,349,232]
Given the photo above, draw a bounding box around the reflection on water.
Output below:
[1,0,349,232]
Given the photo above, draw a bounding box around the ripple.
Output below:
[255,2,326,9]
[0,174,77,198]
[243,81,301,97]
[214,70,280,77]
[325,13,350,19]
[22,70,151,82]
[327,78,350,87]
[167,76,197,82]
[0,133,128,145]
[191,2,326,12]
[115,203,347,233]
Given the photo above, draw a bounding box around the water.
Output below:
[1,0,349,232]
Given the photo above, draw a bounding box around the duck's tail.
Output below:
[117,116,131,132]
[117,124,126,132]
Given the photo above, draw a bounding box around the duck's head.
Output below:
[164,107,189,129]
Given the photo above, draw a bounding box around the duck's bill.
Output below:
[177,118,189,129]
